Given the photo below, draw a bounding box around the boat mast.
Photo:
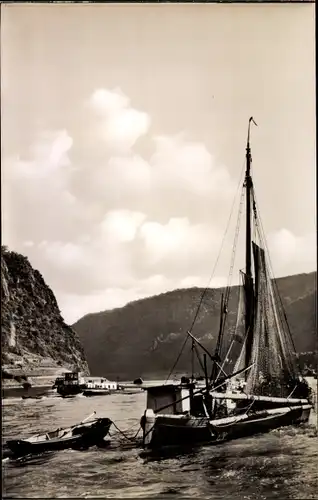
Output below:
[244,117,257,373]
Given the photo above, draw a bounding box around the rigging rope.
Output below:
[219,185,246,359]
[232,176,304,396]
[165,157,247,383]
[251,186,299,361]
[188,158,247,335]
[165,335,189,383]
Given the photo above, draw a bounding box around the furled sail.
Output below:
[231,272,248,373]
[242,242,299,397]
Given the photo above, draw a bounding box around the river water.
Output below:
[2,391,318,499]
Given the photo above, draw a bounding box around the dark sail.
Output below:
[242,242,299,397]
[242,271,254,371]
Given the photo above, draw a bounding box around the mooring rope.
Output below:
[109,421,142,442]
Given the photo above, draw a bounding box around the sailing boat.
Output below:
[140,118,313,450]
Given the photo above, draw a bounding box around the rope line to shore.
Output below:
[109,420,142,442]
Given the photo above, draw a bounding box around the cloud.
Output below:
[107,155,152,194]
[72,88,235,215]
[56,273,227,324]
[2,86,315,324]
[179,275,228,289]
[55,275,175,324]
[39,241,87,271]
[87,88,151,151]
[151,135,235,197]
[35,210,146,294]
[56,288,140,325]
[100,210,146,243]
[267,229,316,276]
[1,130,81,247]
[5,130,73,181]
[139,217,222,271]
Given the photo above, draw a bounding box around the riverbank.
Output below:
[2,385,55,399]
[2,353,74,399]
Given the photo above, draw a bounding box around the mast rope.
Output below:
[188,158,247,335]
[165,336,189,383]
[251,186,299,361]
[224,186,245,299]
[218,185,246,360]
[165,157,247,382]
[240,178,304,396]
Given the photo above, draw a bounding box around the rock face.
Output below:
[73,272,316,380]
[1,246,89,379]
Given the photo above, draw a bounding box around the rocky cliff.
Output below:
[1,246,89,384]
[73,272,316,380]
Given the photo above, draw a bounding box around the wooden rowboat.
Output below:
[6,414,112,457]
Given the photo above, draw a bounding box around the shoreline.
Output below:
[2,385,54,399]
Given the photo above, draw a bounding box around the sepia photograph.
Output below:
[1,2,317,498]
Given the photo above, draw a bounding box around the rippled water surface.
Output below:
[2,392,318,498]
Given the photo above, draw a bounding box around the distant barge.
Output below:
[53,372,118,397]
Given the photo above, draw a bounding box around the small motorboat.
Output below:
[6,413,112,457]
[83,389,111,397]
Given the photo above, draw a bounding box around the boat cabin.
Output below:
[145,384,190,415]
[52,377,64,388]
[64,371,86,386]
[85,377,117,391]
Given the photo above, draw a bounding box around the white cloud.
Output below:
[151,134,235,197]
[1,130,81,249]
[107,155,152,193]
[100,210,146,243]
[2,86,315,324]
[82,90,235,208]
[57,272,230,324]
[31,130,73,169]
[88,88,150,151]
[89,88,129,116]
[56,278,174,324]
[5,130,73,181]
[267,229,316,276]
[39,241,87,271]
[139,217,222,269]
[56,288,140,324]
[33,209,146,294]
[179,275,228,289]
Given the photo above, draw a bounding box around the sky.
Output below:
[1,3,316,324]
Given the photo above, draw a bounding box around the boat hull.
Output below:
[57,385,84,398]
[144,414,212,449]
[142,404,312,450]
[83,389,111,397]
[211,405,311,442]
[6,418,112,457]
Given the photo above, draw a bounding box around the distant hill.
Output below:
[73,272,316,380]
[1,246,89,383]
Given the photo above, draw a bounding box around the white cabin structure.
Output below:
[84,377,117,391]
[145,384,190,415]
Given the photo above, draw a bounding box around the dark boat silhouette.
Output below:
[6,413,112,457]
